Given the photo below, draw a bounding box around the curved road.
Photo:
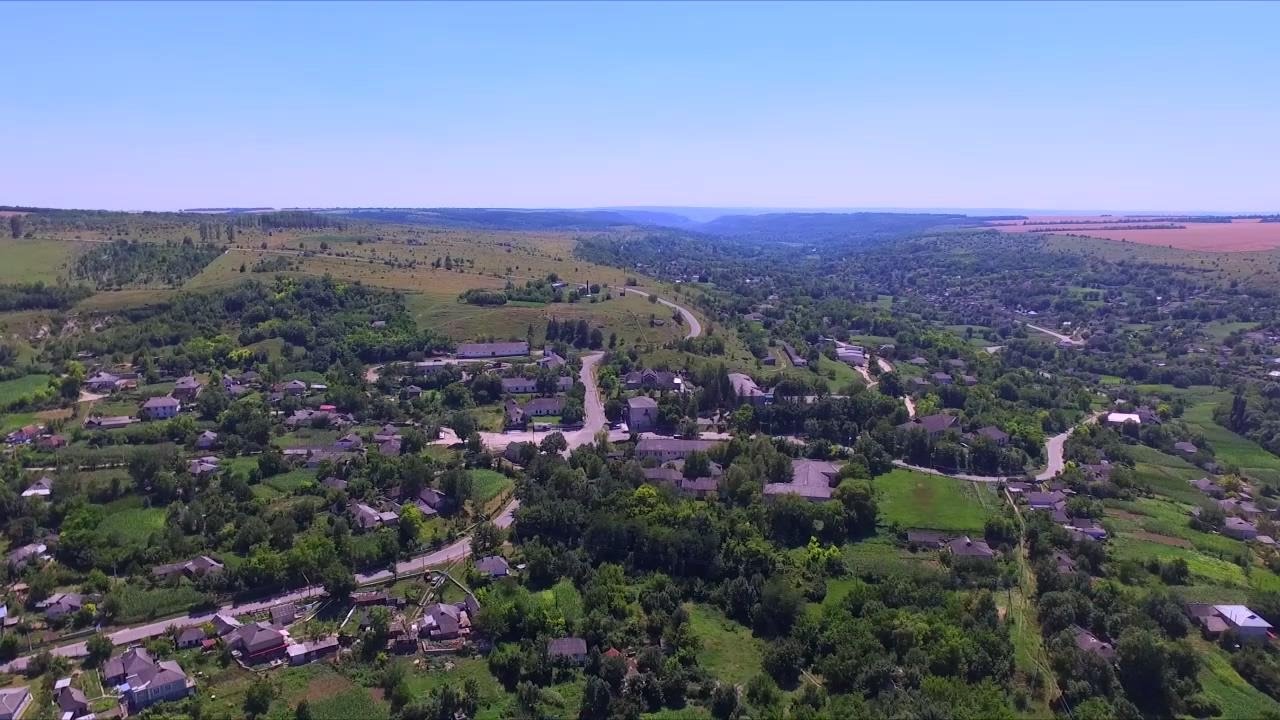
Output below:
[624,288,703,340]
[893,412,1102,484]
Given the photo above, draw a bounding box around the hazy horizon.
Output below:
[3,1,1277,212]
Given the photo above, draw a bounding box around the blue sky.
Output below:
[3,1,1277,212]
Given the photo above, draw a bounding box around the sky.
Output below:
[2,1,1278,213]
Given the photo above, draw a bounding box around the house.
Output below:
[85,371,123,392]
[476,555,511,578]
[1191,477,1225,498]
[1073,626,1115,660]
[502,377,539,394]
[1174,441,1199,455]
[36,434,67,450]
[141,395,180,420]
[120,655,193,709]
[780,342,807,368]
[5,424,42,445]
[84,415,136,430]
[172,376,203,401]
[56,682,89,718]
[729,372,769,406]
[627,396,658,432]
[0,687,31,720]
[456,341,529,359]
[270,603,298,626]
[1053,551,1078,574]
[152,555,224,581]
[1105,412,1142,426]
[1219,498,1262,520]
[402,384,424,399]
[6,543,48,569]
[176,626,207,649]
[623,370,684,392]
[504,399,527,429]
[1223,516,1258,540]
[334,433,363,451]
[836,346,867,366]
[379,438,402,456]
[321,476,348,491]
[898,414,958,440]
[1187,604,1274,641]
[502,441,535,464]
[547,637,589,664]
[421,603,471,640]
[229,621,289,662]
[414,488,447,516]
[1026,491,1067,511]
[39,592,83,621]
[973,426,1010,447]
[195,430,219,450]
[286,635,340,665]
[20,476,53,498]
[210,613,242,637]
[105,647,157,684]
[524,397,564,418]
[905,529,949,550]
[931,372,953,385]
[538,351,566,369]
[635,438,719,462]
[350,503,398,531]
[947,536,995,561]
[188,457,220,477]
[373,425,401,443]
[763,459,841,502]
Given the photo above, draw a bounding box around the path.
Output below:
[1024,322,1083,346]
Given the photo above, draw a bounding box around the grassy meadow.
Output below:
[874,467,995,533]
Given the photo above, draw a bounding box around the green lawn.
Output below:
[874,468,994,532]
[1184,396,1280,484]
[0,373,52,404]
[686,603,764,687]
[96,496,166,544]
[1195,638,1280,719]
[406,657,512,720]
[310,687,391,720]
[470,468,513,505]
[264,468,315,493]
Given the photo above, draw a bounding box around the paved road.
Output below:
[478,352,607,451]
[1,586,325,674]
[894,412,1102,485]
[624,288,702,340]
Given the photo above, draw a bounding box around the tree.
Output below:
[762,638,804,687]
[471,522,503,556]
[245,677,275,718]
[85,632,113,667]
[539,432,567,455]
[9,215,23,239]
[294,699,313,720]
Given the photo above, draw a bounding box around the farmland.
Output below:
[989,216,1280,252]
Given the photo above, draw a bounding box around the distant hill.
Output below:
[326,207,992,243]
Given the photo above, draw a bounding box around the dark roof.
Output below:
[906,529,948,545]
[523,397,565,414]
[476,555,511,577]
[976,426,1009,442]
[947,535,995,558]
[1073,626,1115,660]
[547,637,588,658]
[457,341,529,356]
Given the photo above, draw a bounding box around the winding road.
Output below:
[1025,322,1084,346]
[1,293,705,674]
[893,412,1102,484]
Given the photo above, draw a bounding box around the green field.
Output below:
[264,468,315,493]
[686,603,764,687]
[96,496,167,544]
[874,468,994,532]
[0,239,81,283]
[469,468,513,505]
[1195,638,1280,719]
[0,374,52,404]
[1183,395,1280,484]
